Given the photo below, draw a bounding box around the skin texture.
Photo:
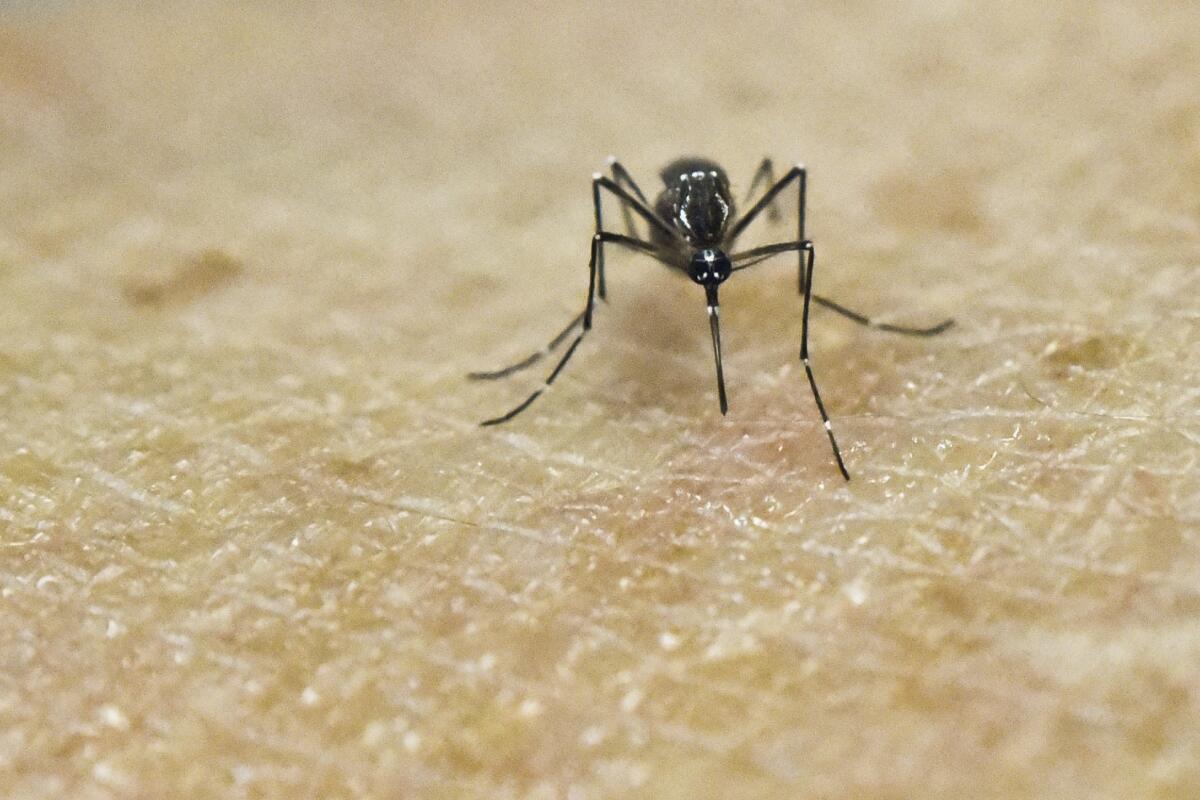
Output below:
[2,2,1199,798]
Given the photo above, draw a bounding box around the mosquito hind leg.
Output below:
[743,158,782,223]
[607,156,650,243]
[595,160,665,301]
[728,164,807,294]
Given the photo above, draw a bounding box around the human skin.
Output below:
[1,2,1198,798]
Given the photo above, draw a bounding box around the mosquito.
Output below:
[470,156,953,480]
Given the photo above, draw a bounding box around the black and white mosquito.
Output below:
[470,157,953,480]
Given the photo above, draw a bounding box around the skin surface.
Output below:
[2,2,1199,798]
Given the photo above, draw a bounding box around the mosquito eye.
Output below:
[688,250,731,284]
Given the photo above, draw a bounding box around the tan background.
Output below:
[2,1,1199,798]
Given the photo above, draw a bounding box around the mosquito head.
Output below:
[687,248,732,286]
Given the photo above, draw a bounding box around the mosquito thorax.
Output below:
[657,159,733,247]
[688,248,732,286]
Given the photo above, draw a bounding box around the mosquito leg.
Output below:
[467,310,584,380]
[730,239,954,337]
[812,296,954,336]
[592,177,606,300]
[478,232,659,424]
[743,158,782,223]
[481,237,600,426]
[729,164,804,243]
[795,165,807,295]
[607,157,650,205]
[728,164,806,294]
[799,242,850,481]
[473,170,671,384]
[608,156,649,241]
[592,171,675,301]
